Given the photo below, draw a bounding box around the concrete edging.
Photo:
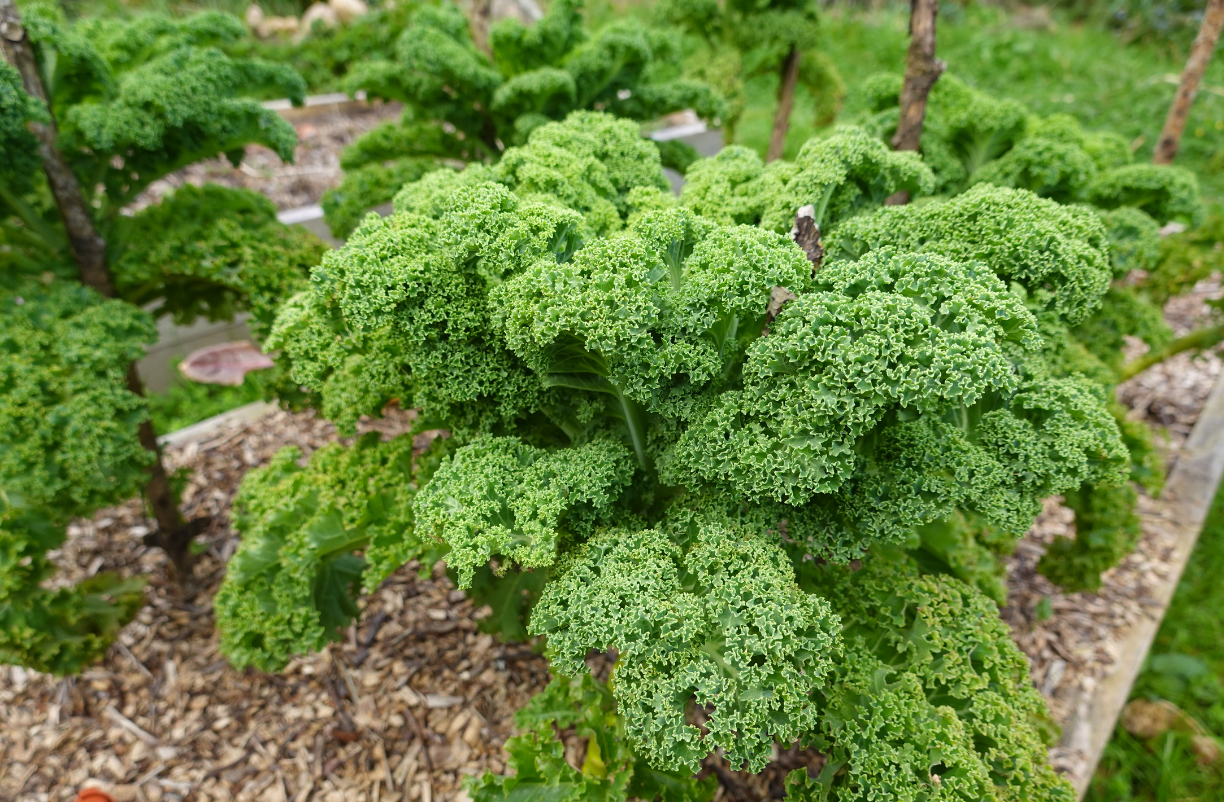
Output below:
[262,90,373,123]
[1058,370,1224,796]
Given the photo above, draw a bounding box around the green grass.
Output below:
[1087,478,1224,800]
[732,3,1224,204]
[57,0,308,21]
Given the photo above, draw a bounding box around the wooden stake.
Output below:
[888,0,945,204]
[1153,0,1224,164]
[767,45,802,163]
[466,0,494,55]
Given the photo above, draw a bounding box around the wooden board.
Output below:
[1057,370,1224,796]
[157,401,279,448]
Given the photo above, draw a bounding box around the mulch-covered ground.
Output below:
[1,276,1221,801]
[2,408,551,802]
[1002,275,1224,768]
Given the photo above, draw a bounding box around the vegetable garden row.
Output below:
[3,0,1224,799]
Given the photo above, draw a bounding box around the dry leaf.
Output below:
[179,341,274,386]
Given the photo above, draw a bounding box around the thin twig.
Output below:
[115,640,154,681]
[352,610,389,667]
[403,706,435,774]
[103,704,159,746]
[324,674,358,734]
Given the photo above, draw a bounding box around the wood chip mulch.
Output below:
[2,278,1222,802]
[1,407,549,802]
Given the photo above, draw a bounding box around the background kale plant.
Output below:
[0,4,323,674]
[657,0,844,159]
[319,0,724,238]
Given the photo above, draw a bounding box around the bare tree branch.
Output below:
[1153,0,1224,164]
[767,45,802,163]
[0,0,110,295]
[2,0,191,571]
[888,0,944,204]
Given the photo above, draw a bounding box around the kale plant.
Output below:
[656,0,844,156]
[320,0,723,237]
[0,6,321,673]
[850,74,1217,591]
[215,111,1127,799]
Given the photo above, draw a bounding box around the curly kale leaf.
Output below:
[112,184,324,335]
[331,2,721,225]
[923,74,1029,186]
[469,673,717,802]
[1086,163,1205,227]
[490,0,586,77]
[654,0,824,140]
[829,184,1111,325]
[0,503,144,677]
[344,4,500,140]
[858,72,1028,195]
[414,437,634,588]
[759,127,935,233]
[269,183,579,434]
[1099,206,1161,278]
[1039,479,1142,593]
[664,250,1038,505]
[963,113,1113,205]
[971,136,1098,205]
[910,511,1011,605]
[78,10,249,70]
[0,62,45,202]
[62,45,302,209]
[679,145,798,228]
[795,553,1075,802]
[214,433,421,672]
[1143,210,1224,305]
[0,280,153,518]
[563,23,723,124]
[979,376,1129,498]
[321,156,440,239]
[494,112,671,235]
[494,207,812,457]
[531,524,840,774]
[776,371,1126,563]
[228,2,419,94]
[1071,286,1171,375]
[679,128,932,235]
[676,128,931,235]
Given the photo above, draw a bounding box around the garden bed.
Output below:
[1,406,553,802]
[2,299,1222,802]
[1003,276,1224,795]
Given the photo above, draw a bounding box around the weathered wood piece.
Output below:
[1057,370,1224,796]
[1153,0,1224,164]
